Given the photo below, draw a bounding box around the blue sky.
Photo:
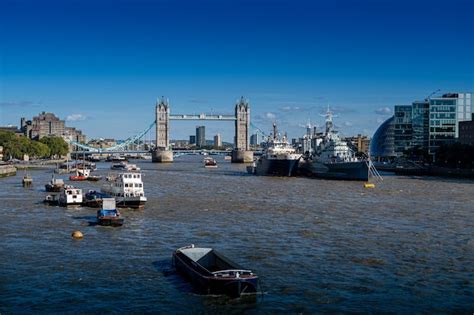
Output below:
[1,0,473,142]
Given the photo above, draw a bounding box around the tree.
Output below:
[30,141,51,158]
[40,136,69,158]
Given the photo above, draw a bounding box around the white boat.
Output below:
[254,123,302,176]
[111,162,140,172]
[77,168,90,177]
[203,157,218,168]
[101,172,147,209]
[59,185,83,206]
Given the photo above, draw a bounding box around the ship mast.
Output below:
[273,123,278,141]
[325,105,333,135]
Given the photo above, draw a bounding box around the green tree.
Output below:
[30,141,51,158]
[0,130,24,160]
[40,136,69,158]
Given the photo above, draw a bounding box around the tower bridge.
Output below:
[153,96,253,163]
[69,97,254,163]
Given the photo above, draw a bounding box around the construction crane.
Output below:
[426,89,441,100]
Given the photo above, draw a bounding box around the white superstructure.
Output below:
[59,185,83,206]
[101,172,147,209]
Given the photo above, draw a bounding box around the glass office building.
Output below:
[429,93,472,153]
[370,116,396,159]
[411,101,430,150]
[394,105,413,155]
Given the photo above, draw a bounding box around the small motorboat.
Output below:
[204,157,218,168]
[69,174,87,181]
[84,190,110,207]
[173,245,259,297]
[45,175,65,192]
[69,170,88,181]
[97,198,124,227]
[22,173,33,187]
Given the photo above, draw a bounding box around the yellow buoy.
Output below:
[364,183,375,189]
[71,230,84,239]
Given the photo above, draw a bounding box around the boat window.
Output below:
[125,183,128,187]
[133,174,137,178]
[137,175,140,179]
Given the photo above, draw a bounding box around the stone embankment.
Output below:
[0,164,17,177]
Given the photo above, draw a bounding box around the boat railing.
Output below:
[177,244,195,251]
[212,269,253,277]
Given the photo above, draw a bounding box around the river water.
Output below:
[1,155,473,313]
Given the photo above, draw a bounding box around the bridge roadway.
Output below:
[71,149,263,156]
[169,114,236,121]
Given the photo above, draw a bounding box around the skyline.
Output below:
[1,0,473,142]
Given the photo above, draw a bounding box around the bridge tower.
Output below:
[232,97,254,163]
[152,97,173,163]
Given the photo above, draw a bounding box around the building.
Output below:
[345,134,370,156]
[393,105,413,155]
[458,114,474,145]
[196,126,205,147]
[22,112,66,140]
[250,133,263,146]
[171,140,190,149]
[411,100,430,150]
[429,93,473,153]
[214,134,222,148]
[189,135,196,145]
[370,116,396,160]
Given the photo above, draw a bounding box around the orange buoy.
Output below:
[71,230,84,239]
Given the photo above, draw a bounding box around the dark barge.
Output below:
[173,245,258,297]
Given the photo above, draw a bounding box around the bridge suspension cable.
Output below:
[70,120,157,152]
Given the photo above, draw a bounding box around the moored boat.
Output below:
[254,123,302,176]
[69,169,90,181]
[43,193,59,205]
[111,162,140,171]
[86,175,102,181]
[22,173,33,187]
[96,198,124,227]
[59,185,83,206]
[101,172,147,209]
[45,175,65,192]
[173,245,259,297]
[301,108,370,181]
[84,190,111,207]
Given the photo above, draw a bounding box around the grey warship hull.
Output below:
[255,157,300,177]
[304,160,369,181]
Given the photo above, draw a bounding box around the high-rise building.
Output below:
[250,133,262,146]
[411,100,430,150]
[214,134,222,148]
[196,126,205,147]
[189,135,196,145]
[394,105,413,155]
[429,93,473,153]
